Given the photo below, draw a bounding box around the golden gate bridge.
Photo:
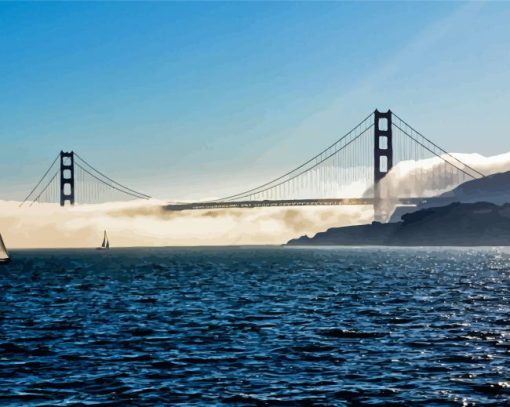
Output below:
[20,110,485,221]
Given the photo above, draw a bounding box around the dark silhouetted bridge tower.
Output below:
[373,110,393,221]
[21,109,483,217]
[60,151,75,206]
[21,149,151,206]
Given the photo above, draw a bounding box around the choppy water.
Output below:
[1,247,510,406]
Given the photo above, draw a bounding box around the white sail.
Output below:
[0,234,9,260]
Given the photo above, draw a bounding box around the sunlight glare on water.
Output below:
[1,247,509,405]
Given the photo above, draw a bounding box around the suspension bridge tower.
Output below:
[60,151,75,206]
[373,110,393,222]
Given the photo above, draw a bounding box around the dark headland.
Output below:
[287,202,510,246]
[287,171,510,246]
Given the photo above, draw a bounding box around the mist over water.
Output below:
[1,151,509,248]
[377,151,510,200]
[1,247,509,405]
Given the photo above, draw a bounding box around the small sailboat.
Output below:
[97,230,110,250]
[0,233,11,264]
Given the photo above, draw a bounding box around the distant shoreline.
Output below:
[8,244,510,251]
[286,202,510,247]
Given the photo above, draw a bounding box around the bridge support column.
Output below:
[60,151,75,206]
[373,110,393,222]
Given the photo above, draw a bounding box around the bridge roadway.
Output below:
[165,197,452,211]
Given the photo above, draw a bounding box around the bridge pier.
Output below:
[373,200,392,223]
[60,151,75,206]
[373,110,393,222]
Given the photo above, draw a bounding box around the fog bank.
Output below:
[2,151,509,249]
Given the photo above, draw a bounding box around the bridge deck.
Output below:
[164,197,447,211]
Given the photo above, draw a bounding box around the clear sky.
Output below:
[1,1,509,200]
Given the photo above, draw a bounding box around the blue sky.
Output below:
[1,2,509,200]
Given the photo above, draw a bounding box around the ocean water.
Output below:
[1,247,509,406]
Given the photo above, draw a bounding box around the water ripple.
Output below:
[1,247,509,405]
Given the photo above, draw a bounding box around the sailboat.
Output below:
[97,230,110,250]
[0,233,10,264]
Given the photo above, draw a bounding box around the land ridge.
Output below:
[286,201,510,246]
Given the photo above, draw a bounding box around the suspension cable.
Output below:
[75,162,149,200]
[20,154,60,207]
[213,112,374,202]
[222,124,374,201]
[393,123,480,181]
[74,153,151,199]
[392,112,485,178]
[29,169,59,207]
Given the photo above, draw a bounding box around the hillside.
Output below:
[388,170,510,222]
[287,202,510,246]
[438,170,510,204]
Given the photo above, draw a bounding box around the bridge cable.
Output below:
[19,154,60,207]
[212,112,374,202]
[392,113,485,178]
[74,153,151,199]
[74,162,149,200]
[29,169,59,207]
[393,123,481,181]
[219,124,374,201]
